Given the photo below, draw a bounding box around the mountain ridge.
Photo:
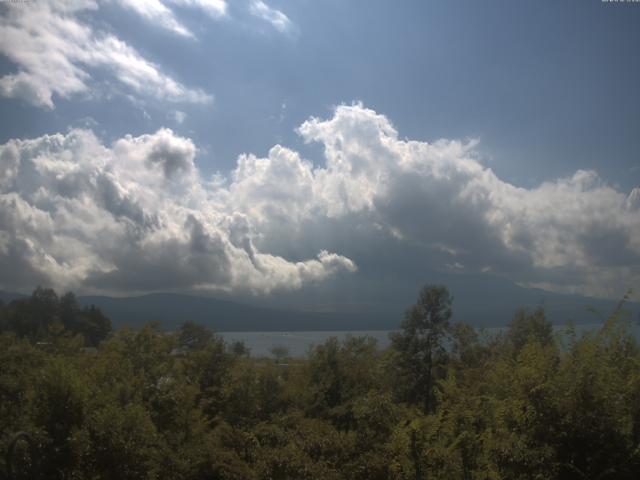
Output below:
[1,277,638,331]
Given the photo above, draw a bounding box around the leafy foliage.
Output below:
[1,286,639,479]
[0,287,111,346]
[390,285,453,412]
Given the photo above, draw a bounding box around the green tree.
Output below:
[179,320,214,350]
[1,289,111,346]
[78,304,112,346]
[71,403,161,480]
[507,307,553,352]
[4,287,59,341]
[229,340,250,357]
[269,345,289,363]
[390,284,453,413]
[31,357,89,478]
[305,336,382,428]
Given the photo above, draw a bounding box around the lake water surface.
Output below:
[220,330,392,357]
[220,323,640,357]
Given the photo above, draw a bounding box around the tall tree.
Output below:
[507,307,553,352]
[390,284,453,413]
[178,320,213,350]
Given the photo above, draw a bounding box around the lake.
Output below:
[219,322,640,357]
[219,330,392,357]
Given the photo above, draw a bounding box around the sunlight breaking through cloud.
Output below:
[0,104,638,298]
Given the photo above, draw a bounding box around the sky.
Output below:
[0,0,639,307]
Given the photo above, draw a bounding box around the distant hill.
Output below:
[2,276,637,332]
[77,290,638,333]
[76,293,389,332]
[432,273,639,329]
[0,290,26,304]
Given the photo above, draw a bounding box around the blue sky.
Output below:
[0,0,639,305]
[3,1,639,188]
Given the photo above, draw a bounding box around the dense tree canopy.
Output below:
[0,288,111,346]
[0,286,639,479]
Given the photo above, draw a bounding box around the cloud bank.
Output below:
[1,104,638,298]
[0,126,355,295]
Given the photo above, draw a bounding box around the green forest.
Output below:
[0,285,639,479]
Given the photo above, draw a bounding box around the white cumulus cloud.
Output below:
[0,104,637,299]
[115,0,193,37]
[250,0,292,33]
[229,104,640,298]
[0,128,355,295]
[116,0,228,36]
[169,0,227,18]
[0,1,213,108]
